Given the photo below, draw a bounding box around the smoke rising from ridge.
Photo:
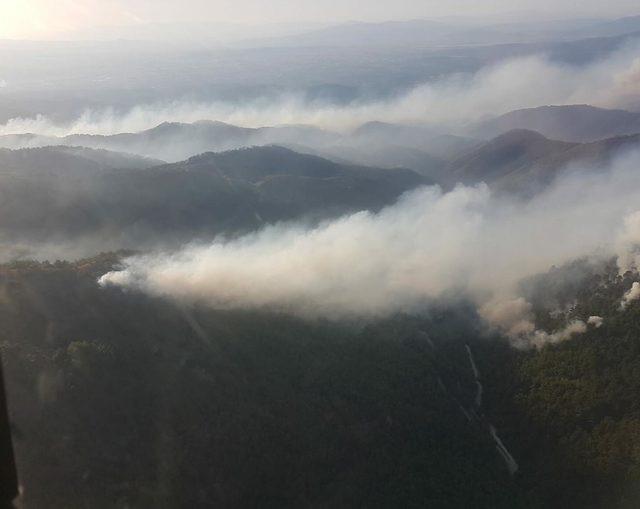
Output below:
[2,40,640,137]
[101,150,640,348]
[588,315,604,328]
[621,282,640,309]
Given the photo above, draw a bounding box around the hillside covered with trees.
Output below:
[0,254,638,508]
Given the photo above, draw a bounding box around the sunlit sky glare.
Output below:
[1,0,639,39]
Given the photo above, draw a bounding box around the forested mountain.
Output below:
[0,146,163,174]
[0,120,475,185]
[473,105,640,142]
[0,145,429,250]
[351,121,479,160]
[0,122,341,163]
[3,131,637,508]
[2,10,640,507]
[0,255,518,508]
[9,113,640,196]
[449,129,578,186]
[303,142,449,182]
[448,129,640,194]
[8,116,640,198]
[2,253,639,508]
[479,261,640,509]
[0,120,470,175]
[3,129,639,255]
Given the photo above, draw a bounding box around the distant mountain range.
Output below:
[351,121,478,159]
[0,121,342,163]
[472,105,640,142]
[0,120,474,184]
[6,103,640,174]
[0,122,336,163]
[245,16,640,49]
[3,109,640,205]
[574,15,640,38]
[0,146,163,175]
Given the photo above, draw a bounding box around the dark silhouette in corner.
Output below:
[0,356,17,508]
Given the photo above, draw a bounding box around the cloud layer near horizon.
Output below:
[4,0,640,39]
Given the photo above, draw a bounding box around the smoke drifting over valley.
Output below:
[622,282,640,309]
[2,39,640,138]
[3,23,640,349]
[6,6,640,508]
[101,149,640,348]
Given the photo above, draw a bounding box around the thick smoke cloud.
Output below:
[2,39,640,137]
[617,210,640,271]
[101,150,640,348]
[621,282,640,309]
[588,315,604,328]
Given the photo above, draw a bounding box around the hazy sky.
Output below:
[1,0,639,39]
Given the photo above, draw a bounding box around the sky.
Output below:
[1,0,639,39]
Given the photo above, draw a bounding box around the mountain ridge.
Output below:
[472,104,640,142]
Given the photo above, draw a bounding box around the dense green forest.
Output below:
[4,9,640,509]
[479,263,640,509]
[0,254,638,508]
[0,146,427,244]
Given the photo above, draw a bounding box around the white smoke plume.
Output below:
[616,211,640,272]
[479,298,535,339]
[587,316,604,328]
[621,282,640,310]
[530,320,588,349]
[2,39,640,137]
[100,149,640,348]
